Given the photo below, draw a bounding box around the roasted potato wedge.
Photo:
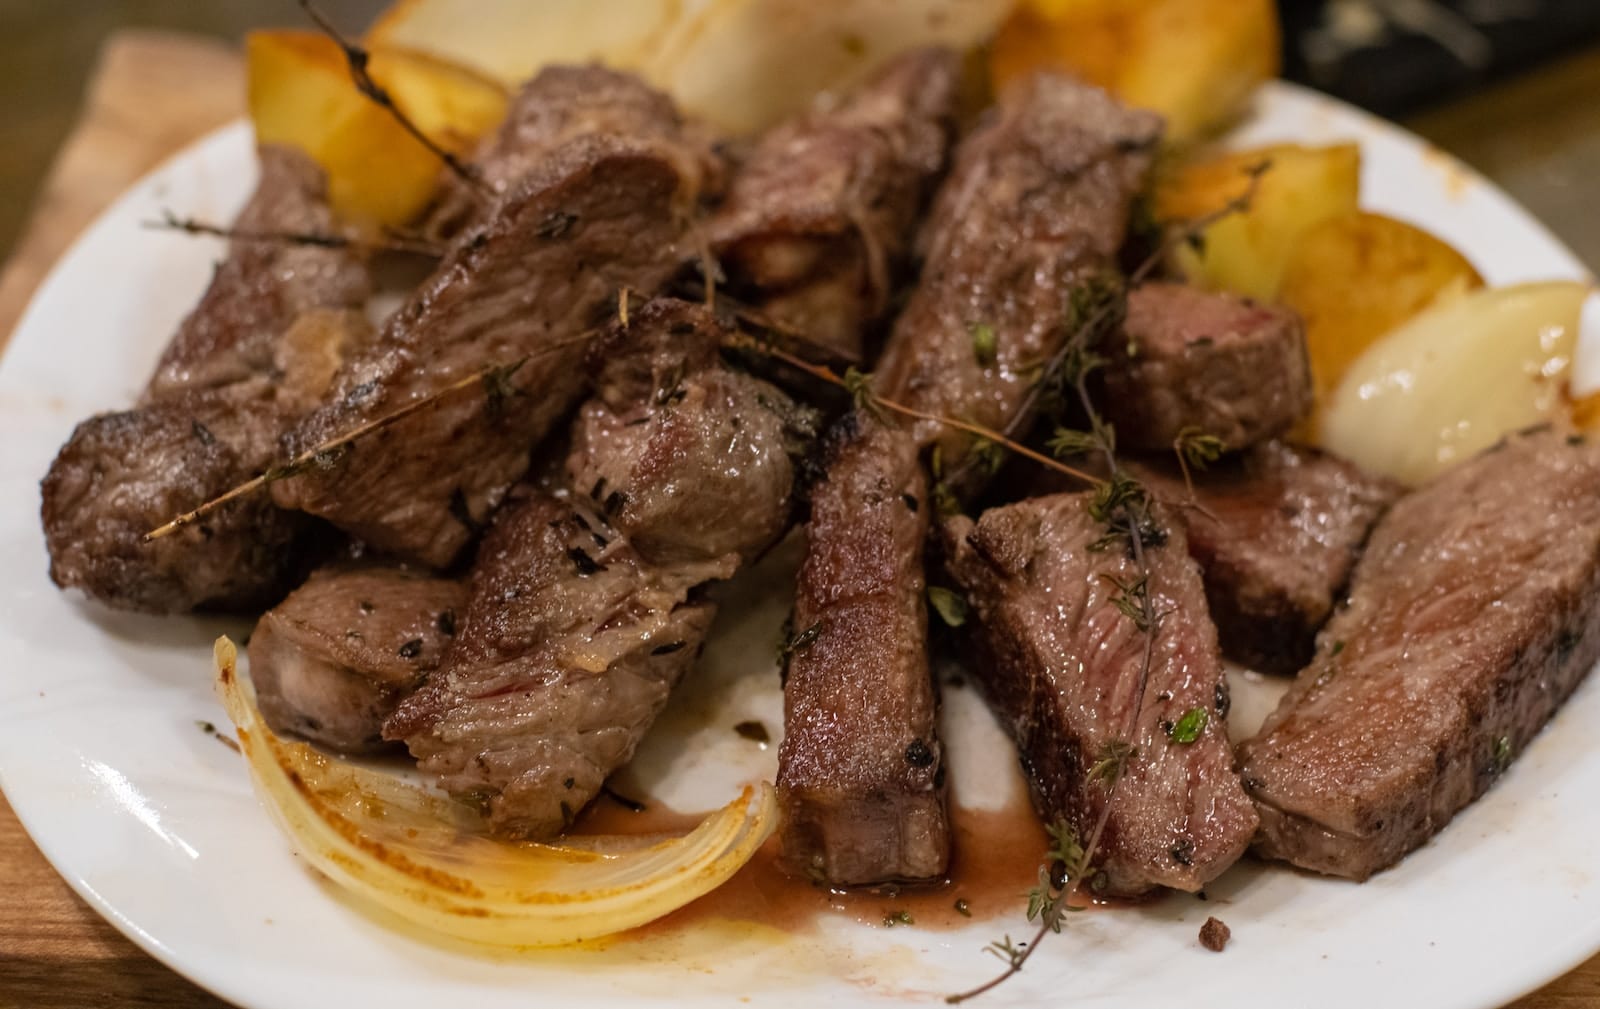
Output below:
[247,30,507,231]
[367,0,1012,135]
[1155,142,1362,301]
[990,0,1280,144]
[1281,211,1483,405]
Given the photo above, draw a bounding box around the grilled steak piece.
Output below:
[874,73,1161,479]
[777,419,946,884]
[385,490,724,837]
[249,565,466,753]
[273,131,714,568]
[42,387,307,613]
[1239,428,1600,880]
[942,493,1258,896]
[1098,283,1311,452]
[41,149,371,614]
[391,302,810,836]
[708,48,958,360]
[566,299,815,567]
[775,75,1161,885]
[144,145,370,401]
[1127,442,1398,674]
[428,65,721,239]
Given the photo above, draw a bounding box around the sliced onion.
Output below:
[1318,281,1592,486]
[213,637,774,946]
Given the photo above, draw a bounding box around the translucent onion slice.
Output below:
[1318,281,1592,486]
[213,637,775,946]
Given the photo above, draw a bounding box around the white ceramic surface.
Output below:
[1,82,1596,1009]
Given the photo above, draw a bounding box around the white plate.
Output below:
[2,81,1597,1009]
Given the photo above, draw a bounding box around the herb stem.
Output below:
[297,0,492,197]
[145,210,444,257]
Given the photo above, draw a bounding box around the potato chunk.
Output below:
[247,30,507,231]
[1155,143,1362,301]
[990,0,1280,144]
[1281,211,1483,404]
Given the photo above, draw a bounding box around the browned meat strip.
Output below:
[1239,428,1600,880]
[42,387,306,613]
[386,490,721,836]
[273,127,714,568]
[144,145,371,401]
[1127,442,1398,674]
[874,74,1161,477]
[40,148,372,614]
[1099,282,1311,452]
[389,300,810,836]
[428,65,721,239]
[942,493,1258,896]
[777,419,945,884]
[567,300,815,567]
[776,74,1161,885]
[249,565,465,753]
[708,48,958,360]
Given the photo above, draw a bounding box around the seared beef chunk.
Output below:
[1128,442,1398,674]
[42,388,306,613]
[428,65,721,239]
[1240,428,1600,880]
[249,565,466,753]
[391,301,810,837]
[274,128,714,568]
[385,490,723,837]
[567,299,815,567]
[708,48,958,360]
[874,74,1161,480]
[776,75,1160,885]
[41,148,370,614]
[942,494,1258,896]
[1099,283,1311,452]
[144,145,370,401]
[777,420,947,884]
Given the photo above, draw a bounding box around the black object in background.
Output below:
[1279,0,1600,115]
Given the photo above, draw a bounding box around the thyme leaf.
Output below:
[1168,707,1209,744]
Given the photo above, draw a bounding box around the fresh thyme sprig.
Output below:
[142,335,592,542]
[143,210,444,256]
[297,0,493,198]
[946,167,1267,1004]
[719,333,1103,490]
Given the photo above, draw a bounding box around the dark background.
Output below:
[2,0,1598,261]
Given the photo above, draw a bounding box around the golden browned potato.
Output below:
[368,0,1013,135]
[1155,143,1362,301]
[1280,211,1483,404]
[247,30,507,231]
[990,0,1280,144]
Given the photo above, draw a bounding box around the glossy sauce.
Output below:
[572,790,1059,939]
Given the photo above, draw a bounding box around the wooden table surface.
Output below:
[2,28,1598,1009]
